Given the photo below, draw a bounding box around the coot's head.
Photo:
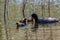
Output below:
[31,13,38,20]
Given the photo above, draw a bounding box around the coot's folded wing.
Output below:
[38,18,58,24]
[38,18,49,24]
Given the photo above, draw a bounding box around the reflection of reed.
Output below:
[25,28,28,40]
[50,25,53,40]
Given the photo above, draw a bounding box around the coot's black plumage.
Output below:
[31,13,59,24]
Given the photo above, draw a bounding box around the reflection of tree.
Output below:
[22,0,27,18]
[0,6,2,40]
[4,0,9,40]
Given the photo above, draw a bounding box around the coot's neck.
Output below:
[32,16,38,24]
